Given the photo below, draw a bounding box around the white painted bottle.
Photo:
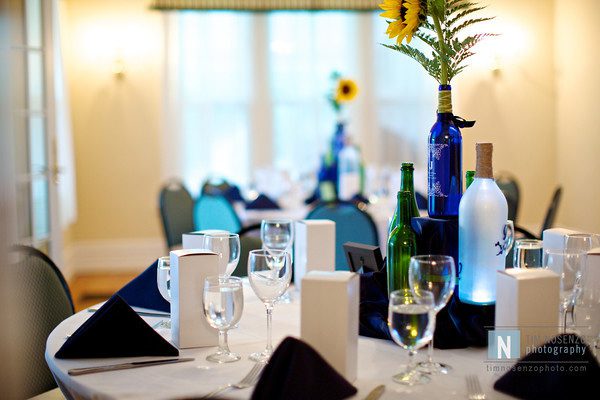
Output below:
[458,143,514,305]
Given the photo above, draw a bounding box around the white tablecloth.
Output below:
[46,283,516,400]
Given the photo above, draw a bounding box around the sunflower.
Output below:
[379,0,425,45]
[335,79,358,103]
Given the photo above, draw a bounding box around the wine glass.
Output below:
[388,289,435,385]
[513,239,544,269]
[248,249,292,363]
[543,249,587,332]
[203,276,244,363]
[155,256,171,329]
[408,255,456,374]
[261,219,294,302]
[565,233,600,254]
[203,232,240,277]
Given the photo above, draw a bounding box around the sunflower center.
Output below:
[342,85,351,95]
[400,3,408,21]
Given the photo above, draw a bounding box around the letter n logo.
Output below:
[488,330,520,360]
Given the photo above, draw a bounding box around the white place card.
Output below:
[542,227,578,252]
[294,220,335,290]
[496,268,560,357]
[170,249,219,349]
[300,271,359,382]
[182,230,228,250]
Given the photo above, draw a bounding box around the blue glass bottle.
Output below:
[428,85,462,219]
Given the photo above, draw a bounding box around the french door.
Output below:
[10,0,61,261]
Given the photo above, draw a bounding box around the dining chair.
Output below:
[194,194,243,233]
[514,186,563,240]
[159,180,195,250]
[9,245,74,399]
[306,201,379,270]
[496,173,520,223]
[235,226,263,278]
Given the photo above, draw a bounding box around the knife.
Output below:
[68,357,194,376]
[363,384,385,400]
[87,308,170,318]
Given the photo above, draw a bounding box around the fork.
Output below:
[201,362,266,399]
[466,374,486,400]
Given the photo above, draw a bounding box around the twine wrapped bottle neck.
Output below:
[438,89,453,114]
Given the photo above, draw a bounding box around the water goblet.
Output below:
[202,276,244,363]
[388,289,435,385]
[513,239,544,269]
[261,219,294,303]
[408,255,456,374]
[543,249,587,332]
[155,256,171,329]
[203,232,240,277]
[248,249,291,363]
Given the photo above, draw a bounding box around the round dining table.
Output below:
[46,281,515,400]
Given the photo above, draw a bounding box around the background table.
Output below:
[46,282,516,400]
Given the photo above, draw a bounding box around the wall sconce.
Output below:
[112,57,125,80]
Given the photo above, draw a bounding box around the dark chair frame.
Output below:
[514,186,563,240]
[159,180,194,249]
[12,245,75,314]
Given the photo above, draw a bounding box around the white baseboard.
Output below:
[64,237,166,276]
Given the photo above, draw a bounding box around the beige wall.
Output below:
[554,0,600,233]
[456,0,557,231]
[61,0,164,241]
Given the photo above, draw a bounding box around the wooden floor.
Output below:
[69,272,139,311]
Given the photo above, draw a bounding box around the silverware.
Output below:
[466,374,486,400]
[201,362,266,399]
[68,357,194,376]
[363,384,385,400]
[87,308,170,318]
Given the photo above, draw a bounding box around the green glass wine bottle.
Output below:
[388,163,420,235]
[387,191,417,295]
[466,170,475,189]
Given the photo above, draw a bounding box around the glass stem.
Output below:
[266,303,274,353]
[428,337,434,363]
[218,330,230,354]
[406,350,416,373]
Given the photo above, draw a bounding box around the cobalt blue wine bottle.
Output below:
[428,85,462,219]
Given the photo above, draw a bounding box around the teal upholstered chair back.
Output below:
[9,245,74,398]
[194,194,242,233]
[306,202,379,270]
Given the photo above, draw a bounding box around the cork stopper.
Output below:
[475,143,493,179]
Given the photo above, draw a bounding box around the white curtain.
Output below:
[164,11,436,196]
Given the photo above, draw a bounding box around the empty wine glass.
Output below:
[155,256,171,329]
[513,239,544,269]
[543,249,587,332]
[409,255,456,374]
[248,249,291,363]
[203,232,240,277]
[202,276,244,363]
[388,289,435,385]
[565,233,600,254]
[261,219,294,303]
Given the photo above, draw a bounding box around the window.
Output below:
[167,11,436,195]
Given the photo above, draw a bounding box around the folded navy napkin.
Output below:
[223,185,245,203]
[251,337,357,400]
[358,217,494,348]
[246,194,281,210]
[494,334,600,399]
[415,192,428,210]
[55,294,178,359]
[117,260,170,313]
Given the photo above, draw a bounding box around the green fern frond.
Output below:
[383,43,443,83]
[446,1,478,16]
[446,17,494,39]
[446,6,487,29]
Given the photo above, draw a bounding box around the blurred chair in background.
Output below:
[9,245,74,399]
[496,173,520,223]
[515,186,563,240]
[235,225,263,278]
[159,180,195,250]
[306,201,379,270]
[194,194,243,233]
